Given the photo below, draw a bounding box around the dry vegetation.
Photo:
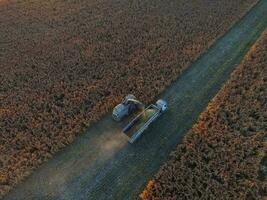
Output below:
[0,0,258,197]
[140,30,267,200]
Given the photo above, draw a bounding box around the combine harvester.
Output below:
[112,94,167,143]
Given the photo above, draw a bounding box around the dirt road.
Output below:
[4,1,267,199]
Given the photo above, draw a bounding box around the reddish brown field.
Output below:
[140,30,267,200]
[0,0,257,196]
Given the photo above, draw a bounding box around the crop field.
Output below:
[140,30,267,200]
[0,0,258,197]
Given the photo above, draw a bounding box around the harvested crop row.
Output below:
[0,0,258,197]
[140,29,267,200]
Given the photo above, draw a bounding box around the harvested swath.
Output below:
[0,0,257,197]
[140,30,267,200]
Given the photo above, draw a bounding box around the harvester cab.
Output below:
[112,94,144,122]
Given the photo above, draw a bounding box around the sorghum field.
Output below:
[0,0,258,197]
[140,29,267,200]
